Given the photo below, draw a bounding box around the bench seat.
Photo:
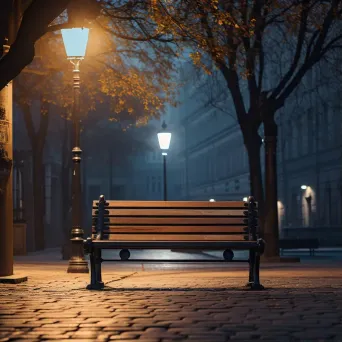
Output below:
[84,196,265,290]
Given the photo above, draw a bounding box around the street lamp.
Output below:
[157,121,171,201]
[61,27,89,273]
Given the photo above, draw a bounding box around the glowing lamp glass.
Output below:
[157,132,172,150]
[61,28,89,58]
[301,185,307,190]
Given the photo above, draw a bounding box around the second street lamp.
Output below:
[157,121,171,201]
[61,27,89,273]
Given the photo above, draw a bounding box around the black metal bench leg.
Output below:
[86,248,104,290]
[251,253,264,290]
[95,249,104,288]
[246,250,255,287]
[86,251,96,289]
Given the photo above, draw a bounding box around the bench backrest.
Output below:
[92,196,258,242]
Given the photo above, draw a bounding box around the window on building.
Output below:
[339,183,342,225]
[88,184,101,210]
[331,182,339,226]
[290,191,300,226]
[286,120,292,159]
[112,185,125,200]
[292,120,298,159]
[324,182,332,225]
[225,181,230,192]
[287,120,295,159]
[319,108,328,150]
[157,176,161,193]
[152,176,156,193]
[218,145,226,180]
[146,176,150,193]
[243,147,248,169]
[206,155,210,180]
[327,106,334,147]
[333,107,341,145]
[235,179,240,191]
[212,152,217,181]
[307,111,313,154]
[301,114,308,155]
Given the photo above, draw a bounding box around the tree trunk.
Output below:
[21,101,49,251]
[32,150,45,250]
[263,116,280,258]
[279,128,289,228]
[243,130,265,234]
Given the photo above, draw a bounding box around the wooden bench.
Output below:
[279,239,319,256]
[84,195,265,290]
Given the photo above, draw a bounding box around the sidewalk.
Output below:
[1,250,342,341]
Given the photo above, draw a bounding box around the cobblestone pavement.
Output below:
[1,256,342,341]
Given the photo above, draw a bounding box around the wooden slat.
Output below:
[92,217,246,225]
[92,209,248,217]
[91,225,247,234]
[93,217,247,225]
[92,200,255,209]
[92,234,248,241]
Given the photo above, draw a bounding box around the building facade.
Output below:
[168,62,342,245]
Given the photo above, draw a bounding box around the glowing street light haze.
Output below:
[157,121,172,153]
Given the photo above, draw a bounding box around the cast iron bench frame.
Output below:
[84,196,265,290]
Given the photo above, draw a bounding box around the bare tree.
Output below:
[149,0,342,258]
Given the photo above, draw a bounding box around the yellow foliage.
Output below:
[15,14,179,128]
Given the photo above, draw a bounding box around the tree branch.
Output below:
[0,0,13,58]
[271,0,310,100]
[275,0,340,107]
[0,0,71,91]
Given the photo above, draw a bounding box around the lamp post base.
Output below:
[0,275,28,284]
[67,258,89,273]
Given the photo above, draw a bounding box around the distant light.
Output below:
[158,132,171,150]
[301,185,307,190]
[162,152,167,156]
[157,121,172,150]
[243,197,248,202]
[209,198,215,202]
[61,28,89,58]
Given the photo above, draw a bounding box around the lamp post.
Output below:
[157,121,171,201]
[61,28,89,273]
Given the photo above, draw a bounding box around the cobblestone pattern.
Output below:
[1,263,342,341]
